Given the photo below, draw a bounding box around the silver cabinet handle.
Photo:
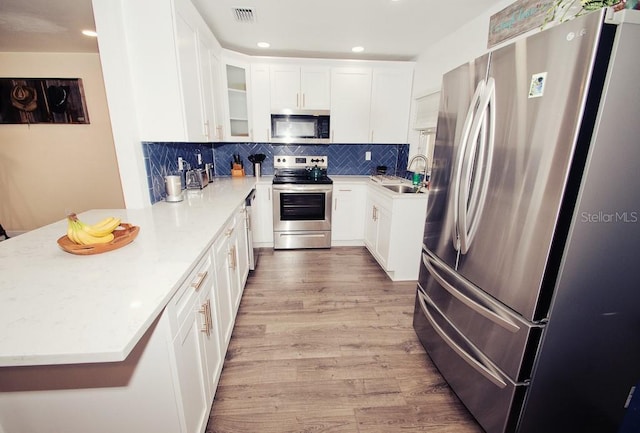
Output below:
[422,251,520,333]
[417,288,508,389]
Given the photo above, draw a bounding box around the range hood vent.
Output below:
[232,7,256,23]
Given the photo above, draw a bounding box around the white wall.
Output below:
[407,0,518,164]
[0,52,125,231]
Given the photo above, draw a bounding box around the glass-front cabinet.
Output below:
[223,52,252,140]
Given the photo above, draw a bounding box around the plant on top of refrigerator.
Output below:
[543,0,627,27]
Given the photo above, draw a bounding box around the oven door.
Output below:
[273,184,332,232]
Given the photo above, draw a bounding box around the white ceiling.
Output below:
[0,0,503,60]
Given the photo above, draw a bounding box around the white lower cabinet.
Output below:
[252,182,274,247]
[364,185,428,281]
[332,181,366,246]
[168,251,219,433]
[212,203,249,345]
[0,251,223,433]
[0,205,251,433]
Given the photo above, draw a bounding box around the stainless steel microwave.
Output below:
[270,110,330,143]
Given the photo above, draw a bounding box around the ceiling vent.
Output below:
[232,7,256,23]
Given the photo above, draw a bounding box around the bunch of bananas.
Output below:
[66,213,121,245]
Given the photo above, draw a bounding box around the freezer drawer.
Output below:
[418,250,543,380]
[413,289,528,433]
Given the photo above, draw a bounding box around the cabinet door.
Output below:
[169,254,213,433]
[300,67,330,110]
[332,183,366,243]
[199,39,218,141]
[175,11,206,142]
[197,280,223,403]
[330,67,372,143]
[251,64,272,142]
[270,65,300,110]
[252,183,274,245]
[370,67,414,143]
[364,192,392,271]
[364,196,377,250]
[374,204,392,270]
[213,227,234,350]
[235,206,250,292]
[210,53,225,140]
[224,62,251,140]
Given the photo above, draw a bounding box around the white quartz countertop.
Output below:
[0,177,257,367]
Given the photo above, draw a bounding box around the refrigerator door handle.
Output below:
[423,250,521,333]
[451,79,486,254]
[458,77,496,255]
[417,289,510,389]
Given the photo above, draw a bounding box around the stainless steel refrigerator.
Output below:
[412,9,640,433]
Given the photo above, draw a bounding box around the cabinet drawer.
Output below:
[167,253,213,335]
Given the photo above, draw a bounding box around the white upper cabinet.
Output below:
[330,64,414,144]
[174,10,206,142]
[222,52,252,140]
[370,66,414,143]
[270,65,330,111]
[97,0,223,143]
[251,64,272,142]
[330,67,372,143]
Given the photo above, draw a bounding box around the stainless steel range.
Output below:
[272,155,333,249]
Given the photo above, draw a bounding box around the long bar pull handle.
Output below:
[423,252,520,333]
[302,93,305,108]
[191,271,208,291]
[451,80,485,255]
[206,299,213,334]
[458,77,496,254]
[417,289,508,388]
[199,302,210,336]
[335,198,338,211]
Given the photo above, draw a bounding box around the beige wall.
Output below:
[0,52,124,232]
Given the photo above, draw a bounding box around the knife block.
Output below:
[231,168,245,177]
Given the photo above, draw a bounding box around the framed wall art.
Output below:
[0,78,89,124]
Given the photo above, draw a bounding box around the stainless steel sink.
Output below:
[383,184,424,194]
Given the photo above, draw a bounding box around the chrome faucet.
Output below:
[407,154,429,191]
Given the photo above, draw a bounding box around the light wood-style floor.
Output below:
[206,247,483,433]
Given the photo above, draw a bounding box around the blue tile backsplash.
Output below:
[143,141,410,204]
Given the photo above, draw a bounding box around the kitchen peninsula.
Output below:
[0,177,256,433]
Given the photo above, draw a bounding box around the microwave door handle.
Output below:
[417,289,509,389]
[423,251,520,333]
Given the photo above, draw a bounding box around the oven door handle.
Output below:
[273,185,332,193]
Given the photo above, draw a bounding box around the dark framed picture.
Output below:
[0,78,89,124]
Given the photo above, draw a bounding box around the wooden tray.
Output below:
[57,223,140,255]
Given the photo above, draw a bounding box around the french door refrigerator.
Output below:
[413,9,640,433]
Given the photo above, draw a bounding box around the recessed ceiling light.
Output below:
[257,42,270,48]
[82,30,98,37]
[352,46,364,53]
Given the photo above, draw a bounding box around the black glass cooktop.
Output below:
[273,168,333,185]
